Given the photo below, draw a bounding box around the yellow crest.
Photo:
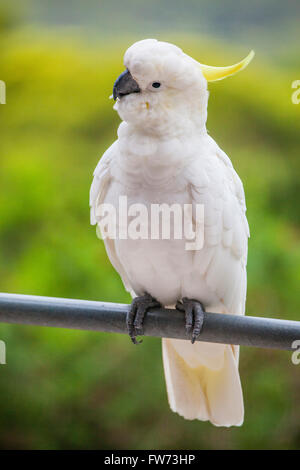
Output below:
[199,50,255,82]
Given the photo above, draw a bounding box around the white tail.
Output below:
[162,338,244,427]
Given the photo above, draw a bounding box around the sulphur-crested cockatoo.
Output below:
[90,39,253,427]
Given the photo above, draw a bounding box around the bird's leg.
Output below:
[127,293,161,345]
[176,297,205,344]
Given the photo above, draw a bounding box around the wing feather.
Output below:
[90,141,134,295]
[188,138,249,316]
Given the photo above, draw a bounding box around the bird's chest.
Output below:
[101,133,221,304]
[104,177,190,237]
[114,127,198,188]
[103,134,209,269]
[106,132,193,217]
[104,170,193,298]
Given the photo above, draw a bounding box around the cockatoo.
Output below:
[90,39,254,427]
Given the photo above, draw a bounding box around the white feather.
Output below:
[90,39,249,426]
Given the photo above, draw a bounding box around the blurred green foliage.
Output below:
[0,26,299,450]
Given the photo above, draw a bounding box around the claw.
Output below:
[127,294,161,345]
[177,297,205,344]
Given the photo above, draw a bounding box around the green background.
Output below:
[0,1,299,450]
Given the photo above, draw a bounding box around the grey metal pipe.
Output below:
[0,293,299,350]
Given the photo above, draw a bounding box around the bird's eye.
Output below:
[152,82,161,89]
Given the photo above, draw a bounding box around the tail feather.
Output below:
[162,338,244,427]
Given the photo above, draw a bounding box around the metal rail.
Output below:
[0,293,299,350]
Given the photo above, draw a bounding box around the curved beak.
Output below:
[113,69,140,100]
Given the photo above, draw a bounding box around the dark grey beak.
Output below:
[113,69,140,100]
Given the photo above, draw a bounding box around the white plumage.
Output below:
[90,39,251,427]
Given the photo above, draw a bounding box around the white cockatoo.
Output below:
[90,39,254,427]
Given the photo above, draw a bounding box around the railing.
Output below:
[0,293,299,350]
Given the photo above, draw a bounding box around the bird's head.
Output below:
[113,39,254,135]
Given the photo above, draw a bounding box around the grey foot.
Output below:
[176,297,205,344]
[127,293,161,345]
